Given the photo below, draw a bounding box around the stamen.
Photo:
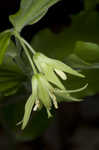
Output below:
[49,92,58,109]
[54,69,67,80]
[33,99,40,111]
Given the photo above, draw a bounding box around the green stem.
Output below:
[20,40,37,74]
[20,37,36,55]
[14,31,37,74]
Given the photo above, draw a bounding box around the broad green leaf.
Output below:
[9,0,60,32]
[29,9,48,25]
[0,31,11,64]
[22,77,38,129]
[74,41,99,63]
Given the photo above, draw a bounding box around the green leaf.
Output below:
[74,41,99,63]
[0,31,11,64]
[22,77,38,129]
[29,9,48,25]
[9,0,60,32]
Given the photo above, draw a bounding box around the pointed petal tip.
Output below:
[54,69,67,80]
[79,73,85,78]
[21,121,26,130]
[21,125,25,130]
[16,120,23,126]
[72,98,83,102]
[47,109,52,118]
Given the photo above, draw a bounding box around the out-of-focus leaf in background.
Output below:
[84,0,97,10]
[0,40,27,97]
[31,11,99,59]
[65,69,99,98]
[0,30,11,65]
[74,41,99,63]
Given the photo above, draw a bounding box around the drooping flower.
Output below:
[33,52,84,90]
[22,73,59,129]
[21,53,87,129]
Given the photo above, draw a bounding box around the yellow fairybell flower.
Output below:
[21,53,87,130]
[22,73,58,129]
[33,52,84,90]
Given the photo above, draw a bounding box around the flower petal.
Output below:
[22,76,38,129]
[66,84,88,93]
[54,89,82,102]
[50,59,85,78]
[38,74,51,111]
[41,63,65,90]
[54,69,67,80]
[33,52,84,78]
